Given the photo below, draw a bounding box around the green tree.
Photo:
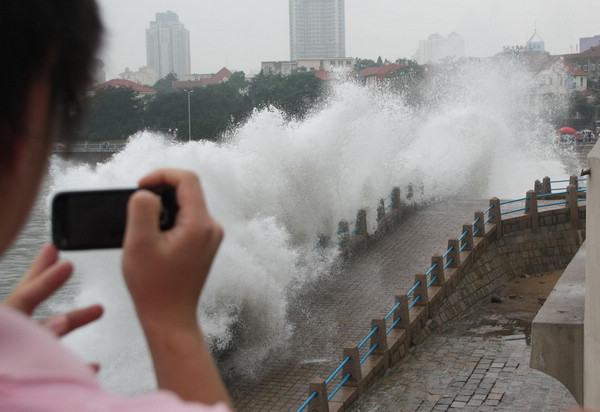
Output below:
[152,72,179,94]
[78,86,143,141]
[248,72,325,119]
[570,93,596,119]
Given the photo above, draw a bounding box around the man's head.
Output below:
[0,1,102,254]
[0,0,103,167]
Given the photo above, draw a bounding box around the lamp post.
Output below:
[186,89,193,141]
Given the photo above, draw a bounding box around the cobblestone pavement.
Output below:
[350,308,576,412]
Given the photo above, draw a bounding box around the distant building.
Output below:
[358,64,406,87]
[262,61,298,75]
[261,57,354,76]
[537,60,588,95]
[146,11,191,79]
[297,57,354,72]
[289,0,345,60]
[562,45,600,87]
[414,32,465,65]
[172,67,232,89]
[91,79,156,97]
[580,35,600,53]
[525,30,546,55]
[119,66,159,86]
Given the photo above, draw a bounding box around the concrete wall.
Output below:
[584,144,600,407]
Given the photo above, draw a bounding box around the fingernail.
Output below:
[43,315,67,335]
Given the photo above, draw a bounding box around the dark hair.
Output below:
[0,0,103,165]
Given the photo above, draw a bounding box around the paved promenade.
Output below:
[227,198,576,411]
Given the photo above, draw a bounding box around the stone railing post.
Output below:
[308,377,329,412]
[342,343,363,389]
[542,176,551,194]
[413,273,430,319]
[473,211,485,237]
[488,197,502,237]
[337,220,350,257]
[317,234,329,249]
[446,238,460,268]
[391,187,401,214]
[535,179,542,194]
[370,316,389,369]
[393,293,411,349]
[525,190,539,229]
[376,199,385,234]
[460,224,473,252]
[354,209,368,250]
[570,175,578,188]
[430,254,446,287]
[567,184,579,223]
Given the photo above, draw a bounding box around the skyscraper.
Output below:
[289,0,345,61]
[146,11,191,79]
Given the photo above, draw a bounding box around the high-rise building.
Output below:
[413,32,465,65]
[289,0,345,61]
[146,11,191,79]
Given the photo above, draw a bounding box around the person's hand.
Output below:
[122,169,230,406]
[3,243,103,337]
[122,169,223,329]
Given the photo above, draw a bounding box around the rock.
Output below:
[491,295,503,303]
[509,294,517,299]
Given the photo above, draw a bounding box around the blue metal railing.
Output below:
[298,177,587,411]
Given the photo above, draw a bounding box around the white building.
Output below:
[289,0,345,60]
[537,60,588,95]
[119,66,159,86]
[146,11,191,79]
[414,32,465,65]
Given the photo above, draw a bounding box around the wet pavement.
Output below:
[349,308,576,411]
[226,197,577,411]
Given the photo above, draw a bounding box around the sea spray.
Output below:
[47,58,576,394]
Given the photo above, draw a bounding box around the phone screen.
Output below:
[52,186,177,250]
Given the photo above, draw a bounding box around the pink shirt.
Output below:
[0,305,230,411]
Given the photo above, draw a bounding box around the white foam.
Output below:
[48,58,576,394]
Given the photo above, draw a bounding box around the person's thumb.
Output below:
[124,189,162,249]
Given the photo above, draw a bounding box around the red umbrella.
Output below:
[559,126,576,134]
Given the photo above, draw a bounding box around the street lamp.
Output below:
[186,89,193,141]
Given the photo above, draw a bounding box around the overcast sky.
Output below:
[96,0,598,79]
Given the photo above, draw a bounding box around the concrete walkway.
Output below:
[350,307,575,411]
[227,199,576,411]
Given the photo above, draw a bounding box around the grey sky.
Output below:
[97,0,598,80]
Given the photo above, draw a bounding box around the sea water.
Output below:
[1,58,579,394]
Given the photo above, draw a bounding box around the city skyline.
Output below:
[96,0,599,80]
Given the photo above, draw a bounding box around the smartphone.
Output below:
[51,185,178,250]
